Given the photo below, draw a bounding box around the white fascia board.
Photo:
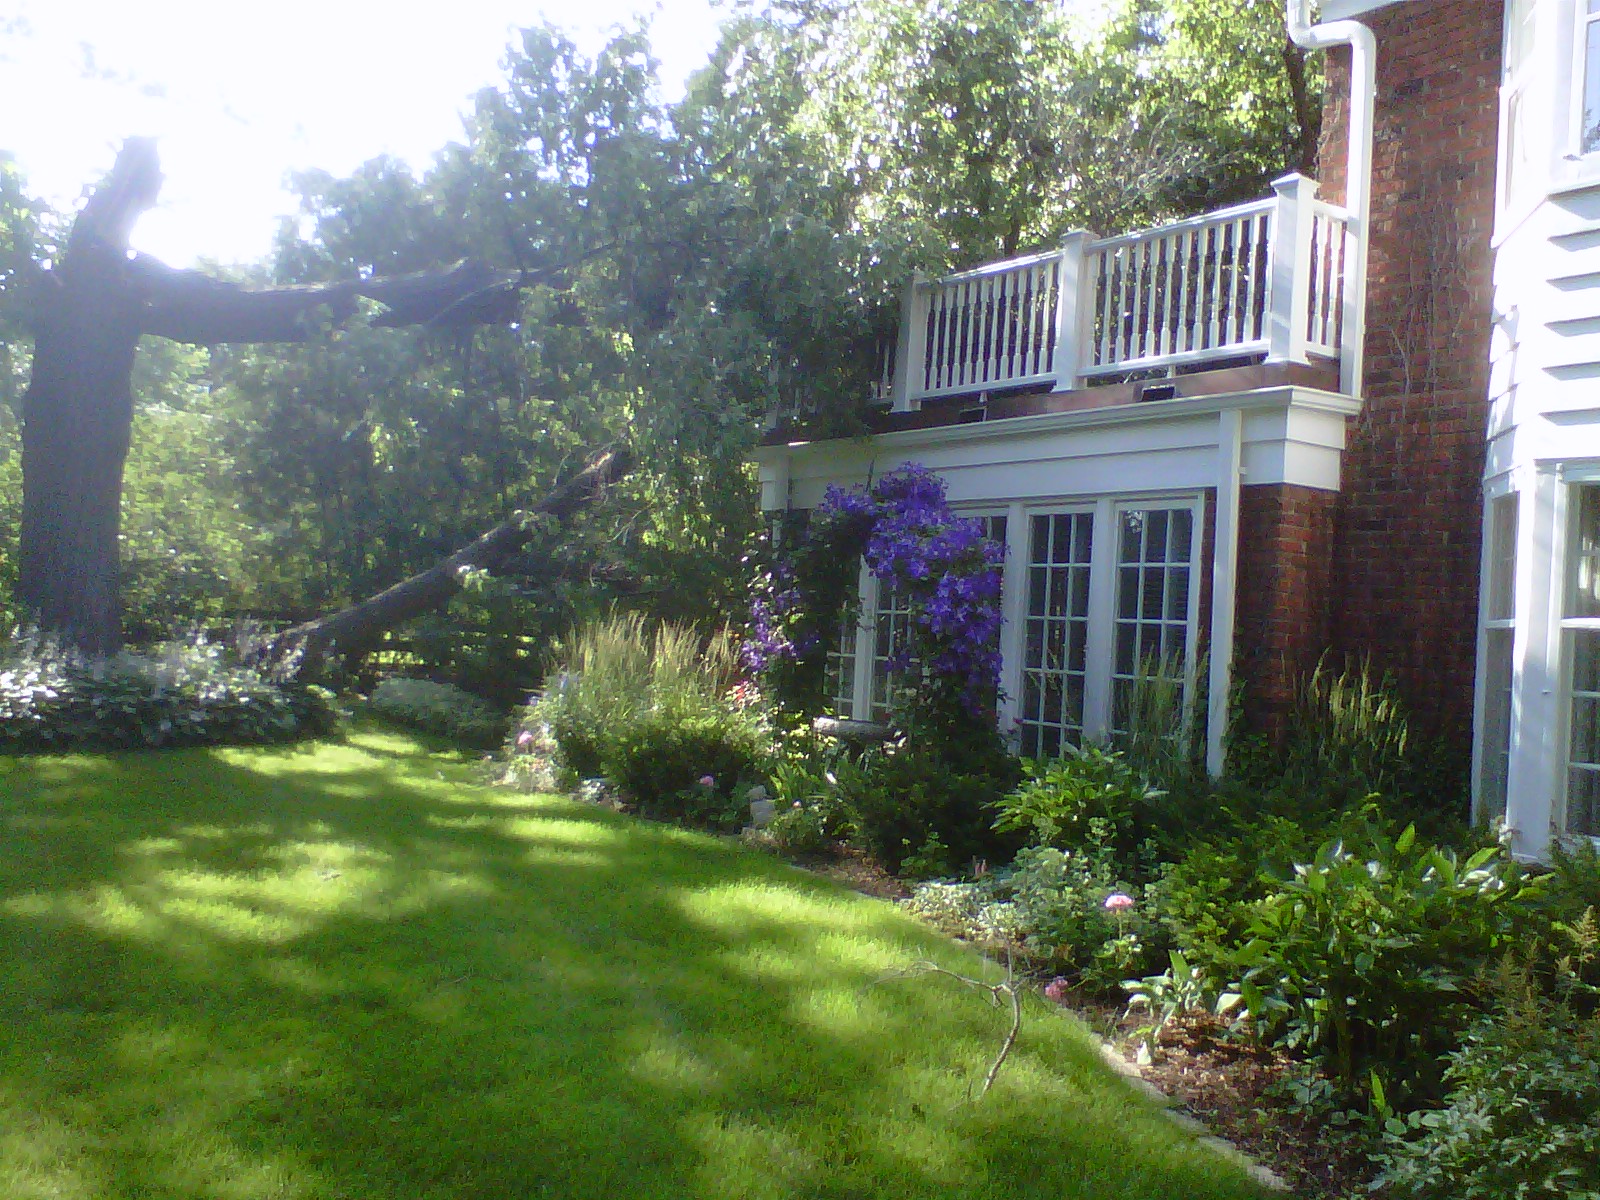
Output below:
[754,387,1360,511]
[1319,0,1405,19]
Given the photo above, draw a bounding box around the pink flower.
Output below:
[515,729,536,750]
[698,775,716,788]
[1043,977,1070,1003]
[1103,892,1135,913]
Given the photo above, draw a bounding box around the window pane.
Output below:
[1110,506,1197,738]
[1570,486,1600,617]
[1487,495,1518,622]
[1017,512,1093,752]
[1585,16,1600,154]
[1480,629,1514,822]
[1567,768,1600,838]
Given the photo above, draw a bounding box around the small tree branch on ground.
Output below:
[881,949,1023,1100]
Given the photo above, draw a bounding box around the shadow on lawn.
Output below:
[0,734,1266,1200]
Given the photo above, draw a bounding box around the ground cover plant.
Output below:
[0,728,1272,1200]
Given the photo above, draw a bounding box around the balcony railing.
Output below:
[885,173,1353,411]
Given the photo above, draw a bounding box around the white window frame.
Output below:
[1498,0,1542,225]
[1001,493,1204,754]
[1573,0,1600,159]
[1472,482,1520,824]
[1557,474,1600,841]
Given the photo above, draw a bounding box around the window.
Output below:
[1583,0,1600,155]
[1112,506,1195,735]
[1015,499,1201,758]
[1564,485,1600,838]
[824,585,861,718]
[1018,511,1095,758]
[1479,494,1518,822]
[1500,0,1540,210]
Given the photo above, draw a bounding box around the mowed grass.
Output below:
[0,729,1269,1200]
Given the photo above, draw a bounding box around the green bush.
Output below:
[368,677,505,748]
[529,614,766,829]
[1226,824,1539,1105]
[1373,922,1600,1199]
[992,743,1164,859]
[833,739,1020,876]
[0,635,336,752]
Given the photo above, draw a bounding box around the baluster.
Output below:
[1238,216,1258,346]
[1175,227,1195,357]
[1098,249,1116,367]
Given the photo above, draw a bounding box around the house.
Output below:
[753,0,1595,861]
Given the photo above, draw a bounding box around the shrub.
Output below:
[1226,823,1539,1105]
[833,739,1020,876]
[529,615,766,829]
[1372,920,1600,1199]
[992,743,1164,860]
[1004,843,1159,991]
[0,635,336,752]
[368,677,505,748]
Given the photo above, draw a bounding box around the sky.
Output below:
[0,0,727,267]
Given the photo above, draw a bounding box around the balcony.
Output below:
[879,173,1354,412]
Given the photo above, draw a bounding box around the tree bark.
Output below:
[264,447,633,673]
[16,138,532,654]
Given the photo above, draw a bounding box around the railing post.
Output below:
[1265,172,1317,364]
[890,270,931,412]
[1049,230,1096,391]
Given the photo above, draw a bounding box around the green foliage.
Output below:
[0,635,336,752]
[1227,824,1539,1105]
[992,744,1165,859]
[899,840,1158,993]
[1372,921,1600,1200]
[368,677,506,748]
[530,614,765,829]
[763,754,855,855]
[833,739,1020,876]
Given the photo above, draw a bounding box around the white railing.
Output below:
[887,173,1355,410]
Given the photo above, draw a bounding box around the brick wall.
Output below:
[1234,484,1337,741]
[1316,0,1502,746]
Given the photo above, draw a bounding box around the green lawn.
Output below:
[0,729,1270,1200]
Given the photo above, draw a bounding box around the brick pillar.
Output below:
[1234,484,1337,742]
[1317,0,1502,746]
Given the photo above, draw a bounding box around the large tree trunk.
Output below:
[265,447,633,674]
[15,138,529,655]
[18,140,160,655]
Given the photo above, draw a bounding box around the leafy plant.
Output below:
[368,677,505,748]
[992,743,1164,860]
[832,740,1020,876]
[0,633,336,752]
[1226,824,1539,1105]
[1372,919,1600,1199]
[1124,950,1227,1060]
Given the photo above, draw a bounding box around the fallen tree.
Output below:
[262,447,633,674]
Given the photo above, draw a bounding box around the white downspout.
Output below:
[1287,0,1376,398]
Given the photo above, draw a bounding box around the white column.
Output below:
[1050,230,1098,391]
[996,501,1029,747]
[1082,498,1118,741]
[1207,408,1244,776]
[890,271,931,412]
[1265,172,1317,365]
[1506,468,1561,862]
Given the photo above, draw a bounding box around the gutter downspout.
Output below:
[1287,0,1376,398]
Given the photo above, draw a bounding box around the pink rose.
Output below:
[1103,893,1135,913]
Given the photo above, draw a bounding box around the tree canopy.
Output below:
[0,0,1319,696]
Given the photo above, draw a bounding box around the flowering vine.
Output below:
[745,464,1004,728]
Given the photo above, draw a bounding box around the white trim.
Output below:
[1209,410,1244,776]
[1319,0,1400,19]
